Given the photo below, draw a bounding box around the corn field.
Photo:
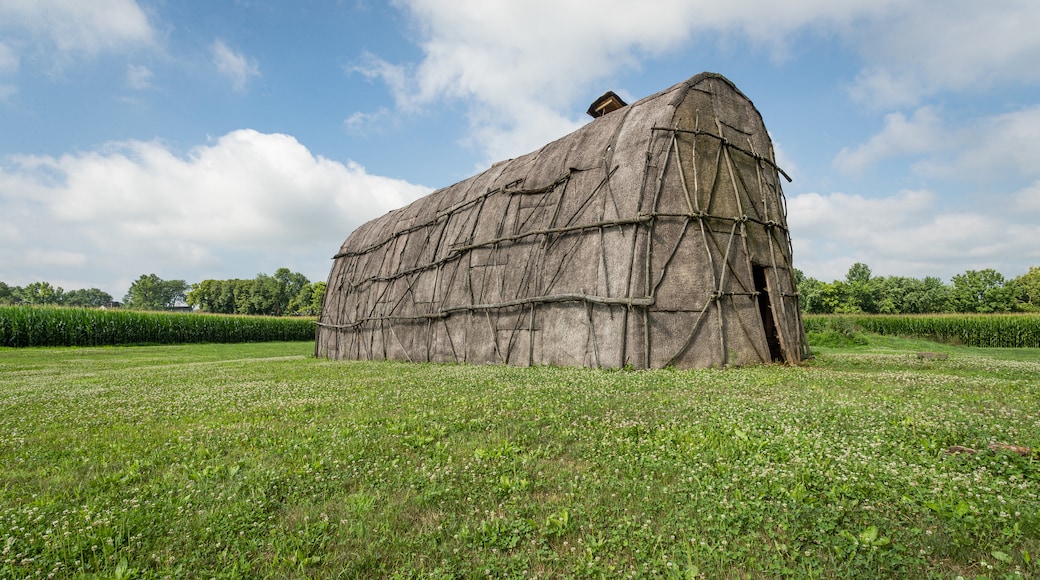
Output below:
[0,306,316,347]
[804,313,1040,348]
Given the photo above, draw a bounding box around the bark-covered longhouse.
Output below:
[316,72,809,369]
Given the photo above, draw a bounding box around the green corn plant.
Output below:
[804,313,1040,348]
[1,305,315,347]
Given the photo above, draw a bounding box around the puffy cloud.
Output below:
[349,52,410,107]
[0,130,431,293]
[0,42,17,74]
[0,0,154,59]
[770,140,800,183]
[0,1,153,98]
[937,106,1040,179]
[849,0,1040,107]
[363,0,1039,164]
[789,189,936,236]
[833,107,947,173]
[0,42,16,98]
[343,107,394,136]
[26,248,87,268]
[788,189,1040,280]
[847,67,923,110]
[834,104,1040,180]
[372,0,895,163]
[1014,180,1040,213]
[211,39,260,92]
[125,64,154,90]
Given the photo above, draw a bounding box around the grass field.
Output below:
[1,337,1038,578]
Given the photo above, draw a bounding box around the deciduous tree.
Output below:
[288,281,326,316]
[123,274,188,310]
[844,262,879,313]
[186,268,312,315]
[1012,266,1040,312]
[0,281,17,305]
[19,282,64,305]
[64,288,114,308]
[950,269,1016,313]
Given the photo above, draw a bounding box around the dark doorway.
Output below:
[752,265,784,362]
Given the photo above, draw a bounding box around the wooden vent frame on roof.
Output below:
[586,91,628,118]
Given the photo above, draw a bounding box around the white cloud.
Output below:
[363,1,1040,166]
[941,106,1040,179]
[788,189,1040,280]
[374,0,895,163]
[211,39,260,92]
[344,107,393,136]
[770,139,799,183]
[0,42,18,74]
[26,248,87,268]
[1014,180,1040,213]
[834,104,1040,182]
[0,130,431,294]
[349,52,410,105]
[834,107,947,173]
[789,189,936,236]
[0,0,154,59]
[125,64,154,90]
[0,42,16,98]
[848,1,1040,107]
[847,68,923,111]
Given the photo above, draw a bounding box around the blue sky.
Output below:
[2,0,1039,298]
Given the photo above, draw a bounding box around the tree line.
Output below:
[0,268,326,317]
[796,263,1040,314]
[0,282,114,308]
[184,269,325,316]
[8,263,1038,316]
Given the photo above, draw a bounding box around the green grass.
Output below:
[1,339,1038,578]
